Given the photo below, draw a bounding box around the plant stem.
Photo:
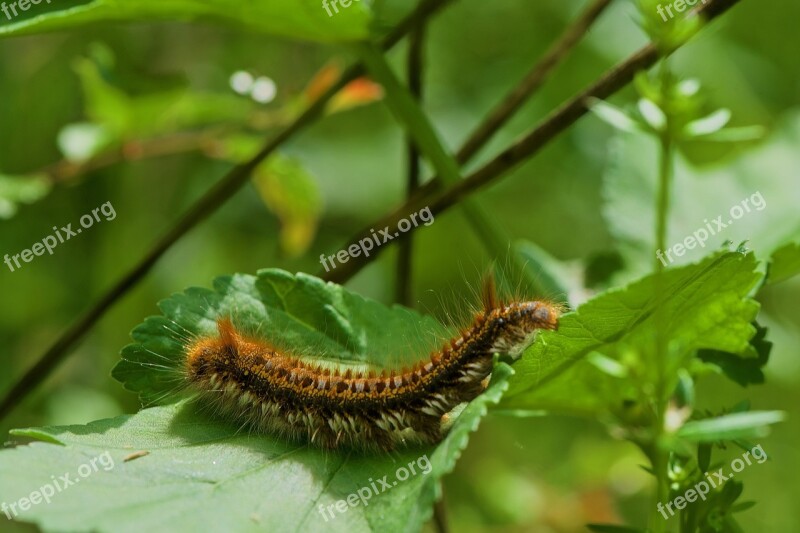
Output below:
[322,42,661,283]
[396,25,426,306]
[650,60,675,533]
[457,0,612,163]
[322,0,743,285]
[356,43,548,295]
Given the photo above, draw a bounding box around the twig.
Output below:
[42,128,230,183]
[394,0,613,209]
[396,25,426,306]
[456,0,613,164]
[321,0,742,284]
[323,0,614,285]
[0,0,456,421]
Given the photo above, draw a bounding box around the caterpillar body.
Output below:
[184,289,559,452]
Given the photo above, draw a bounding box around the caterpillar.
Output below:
[183,282,560,452]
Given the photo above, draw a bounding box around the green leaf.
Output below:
[637,98,666,132]
[57,122,115,163]
[676,79,701,98]
[72,53,131,138]
[683,108,731,137]
[73,51,253,141]
[635,0,702,52]
[3,269,516,531]
[0,0,371,43]
[587,98,645,133]
[677,411,785,442]
[603,112,800,282]
[0,365,512,533]
[767,241,800,285]
[113,269,451,405]
[730,500,757,513]
[0,173,52,219]
[696,126,766,143]
[697,323,771,387]
[501,252,762,415]
[252,154,323,258]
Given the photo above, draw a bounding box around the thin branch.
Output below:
[42,127,230,183]
[321,0,742,284]
[396,25,426,306]
[319,0,614,289]
[361,0,615,298]
[0,0,455,421]
[456,0,613,164]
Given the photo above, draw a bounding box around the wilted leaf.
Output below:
[252,155,322,257]
[329,78,384,113]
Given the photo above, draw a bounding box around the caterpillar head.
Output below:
[490,301,560,359]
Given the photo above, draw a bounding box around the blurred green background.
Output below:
[1,0,798,531]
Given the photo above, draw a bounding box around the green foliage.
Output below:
[662,442,764,533]
[1,0,798,531]
[0,0,372,42]
[767,241,800,285]
[502,251,761,415]
[252,155,323,258]
[0,173,51,219]
[677,411,785,442]
[600,114,800,280]
[0,365,512,533]
[0,267,516,532]
[698,323,771,387]
[70,47,252,142]
[636,0,703,53]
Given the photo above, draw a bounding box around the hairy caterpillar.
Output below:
[183,282,560,452]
